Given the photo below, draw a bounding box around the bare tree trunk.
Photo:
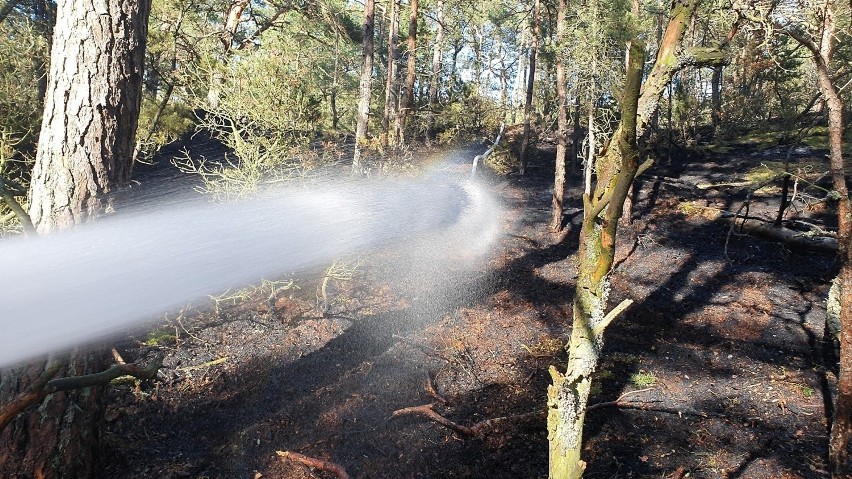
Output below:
[786,2,852,474]
[511,28,527,124]
[1,1,151,478]
[395,0,418,146]
[427,0,443,140]
[382,0,400,148]
[570,94,581,174]
[550,0,567,232]
[518,0,539,176]
[353,0,375,172]
[711,65,722,135]
[548,42,645,479]
[208,0,248,109]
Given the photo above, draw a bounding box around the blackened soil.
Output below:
[103,139,839,479]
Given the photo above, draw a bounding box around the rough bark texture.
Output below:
[1,1,151,477]
[382,0,400,148]
[550,0,567,232]
[28,0,151,232]
[518,0,539,176]
[548,42,645,479]
[353,0,375,172]
[0,355,109,479]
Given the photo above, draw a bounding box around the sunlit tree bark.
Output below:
[1,1,151,477]
[395,0,418,146]
[518,0,539,176]
[550,0,567,232]
[382,0,400,148]
[353,0,376,172]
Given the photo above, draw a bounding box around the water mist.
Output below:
[0,176,501,366]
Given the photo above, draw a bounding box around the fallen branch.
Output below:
[587,400,710,418]
[391,403,544,438]
[392,403,475,437]
[721,215,839,254]
[45,354,164,392]
[276,450,351,479]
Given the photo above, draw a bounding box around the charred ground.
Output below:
[103,138,839,479]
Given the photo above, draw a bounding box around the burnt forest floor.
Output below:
[103,134,841,479]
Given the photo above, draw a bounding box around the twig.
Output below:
[176,357,228,372]
[424,373,448,404]
[276,450,351,479]
[392,403,475,437]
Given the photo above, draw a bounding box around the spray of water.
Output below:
[0,174,501,367]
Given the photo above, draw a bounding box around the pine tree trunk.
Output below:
[550,0,567,232]
[28,0,151,232]
[518,0,539,176]
[382,0,400,148]
[395,0,418,146]
[1,1,151,477]
[353,0,375,172]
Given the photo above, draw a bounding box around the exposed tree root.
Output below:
[276,450,351,479]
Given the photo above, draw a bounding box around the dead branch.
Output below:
[721,215,839,254]
[45,354,164,392]
[391,403,545,438]
[424,373,447,404]
[392,403,475,437]
[276,450,351,479]
[587,400,710,418]
[470,123,505,179]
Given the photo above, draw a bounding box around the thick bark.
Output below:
[550,0,567,232]
[0,355,109,479]
[395,0,418,145]
[353,0,375,172]
[28,0,150,232]
[2,2,151,477]
[518,0,539,176]
[427,0,444,139]
[382,0,400,148]
[548,42,645,479]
